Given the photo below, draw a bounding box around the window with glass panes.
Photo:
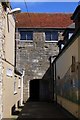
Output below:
[45,31,58,41]
[20,31,33,40]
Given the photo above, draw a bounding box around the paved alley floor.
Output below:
[17,101,78,120]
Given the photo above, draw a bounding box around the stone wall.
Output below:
[0,3,5,119]
[16,30,62,102]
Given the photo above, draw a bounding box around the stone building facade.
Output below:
[15,13,73,102]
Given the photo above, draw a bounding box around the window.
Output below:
[52,31,58,40]
[20,31,33,40]
[45,31,58,41]
[68,33,73,39]
[18,77,21,88]
[14,76,17,94]
[27,32,33,40]
[20,31,26,40]
[45,32,51,40]
[61,44,64,49]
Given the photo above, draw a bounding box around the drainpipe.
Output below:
[20,70,25,106]
[54,61,57,104]
[49,55,57,101]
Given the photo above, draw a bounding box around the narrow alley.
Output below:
[17,100,77,119]
[0,2,80,120]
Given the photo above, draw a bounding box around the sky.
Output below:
[11,1,78,13]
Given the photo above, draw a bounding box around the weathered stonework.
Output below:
[16,29,63,102]
[0,3,5,119]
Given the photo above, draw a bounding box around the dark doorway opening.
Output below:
[30,79,40,101]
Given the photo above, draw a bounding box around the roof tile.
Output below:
[16,13,73,28]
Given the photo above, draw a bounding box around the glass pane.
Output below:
[52,31,58,41]
[69,33,73,39]
[20,31,26,40]
[27,32,33,40]
[45,32,51,40]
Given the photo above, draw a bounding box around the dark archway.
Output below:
[30,79,40,101]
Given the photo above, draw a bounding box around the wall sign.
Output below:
[6,68,13,77]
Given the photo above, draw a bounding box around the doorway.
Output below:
[30,79,40,101]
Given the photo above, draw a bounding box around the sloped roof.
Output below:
[67,23,75,29]
[15,12,73,28]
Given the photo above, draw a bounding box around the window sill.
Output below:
[45,41,58,43]
[20,40,33,42]
[14,91,17,95]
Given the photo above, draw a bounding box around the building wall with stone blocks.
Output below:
[16,29,64,102]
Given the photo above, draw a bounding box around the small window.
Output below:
[45,31,58,41]
[27,32,33,40]
[20,31,33,40]
[52,31,58,40]
[68,33,73,39]
[61,44,64,49]
[18,77,21,88]
[45,32,51,40]
[20,31,26,40]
